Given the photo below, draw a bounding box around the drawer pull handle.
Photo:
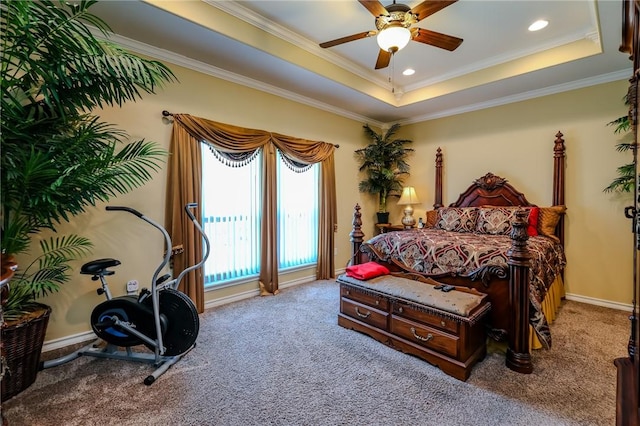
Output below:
[354,307,371,319]
[411,327,433,342]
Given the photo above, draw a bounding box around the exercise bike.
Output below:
[41,203,210,385]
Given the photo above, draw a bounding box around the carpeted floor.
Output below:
[1,280,630,425]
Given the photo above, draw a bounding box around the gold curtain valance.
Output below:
[174,114,335,163]
[166,114,337,310]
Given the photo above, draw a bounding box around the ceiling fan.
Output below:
[319,0,463,70]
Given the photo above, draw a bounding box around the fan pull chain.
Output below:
[390,52,395,94]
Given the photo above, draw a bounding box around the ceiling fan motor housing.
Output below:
[375,3,417,31]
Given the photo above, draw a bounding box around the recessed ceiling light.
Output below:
[528,20,548,32]
[402,68,415,76]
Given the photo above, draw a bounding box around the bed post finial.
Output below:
[349,204,365,266]
[506,210,533,374]
[434,147,443,209]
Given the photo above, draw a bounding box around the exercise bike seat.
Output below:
[81,258,121,275]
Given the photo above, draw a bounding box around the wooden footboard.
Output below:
[349,204,533,374]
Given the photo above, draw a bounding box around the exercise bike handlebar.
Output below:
[105,204,210,292]
[105,206,144,218]
[174,204,211,289]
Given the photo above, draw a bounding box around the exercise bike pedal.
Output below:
[94,318,116,330]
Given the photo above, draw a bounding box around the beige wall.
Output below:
[397,79,631,305]
[30,58,631,343]
[34,62,371,342]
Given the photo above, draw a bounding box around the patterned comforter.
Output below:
[360,229,566,348]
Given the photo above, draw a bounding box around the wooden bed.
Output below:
[348,132,567,374]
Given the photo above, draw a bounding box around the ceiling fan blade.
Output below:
[410,0,458,22]
[375,49,391,70]
[358,0,389,17]
[413,28,463,51]
[319,31,376,48]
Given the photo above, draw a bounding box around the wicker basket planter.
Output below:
[1,303,51,401]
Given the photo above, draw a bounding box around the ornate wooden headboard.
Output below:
[449,173,535,207]
[432,131,566,244]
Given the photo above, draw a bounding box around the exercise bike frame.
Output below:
[103,203,210,356]
[42,203,210,385]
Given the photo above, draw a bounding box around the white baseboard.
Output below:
[51,271,627,352]
[42,331,97,353]
[564,293,634,312]
[204,273,317,310]
[43,273,324,351]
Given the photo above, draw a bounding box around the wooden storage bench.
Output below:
[337,273,491,381]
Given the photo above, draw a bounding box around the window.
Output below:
[201,147,262,284]
[277,150,319,269]
[201,144,319,286]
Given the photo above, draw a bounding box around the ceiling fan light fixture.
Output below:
[377,25,411,53]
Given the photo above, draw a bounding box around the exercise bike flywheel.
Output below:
[91,295,155,347]
[142,289,200,356]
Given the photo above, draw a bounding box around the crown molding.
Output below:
[207,0,602,98]
[95,29,385,128]
[400,69,631,125]
[206,0,390,89]
[94,26,627,128]
[403,28,601,93]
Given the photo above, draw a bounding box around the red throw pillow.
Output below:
[345,262,390,280]
[527,207,539,236]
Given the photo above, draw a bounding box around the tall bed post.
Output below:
[553,132,566,247]
[505,211,533,373]
[349,204,365,266]
[434,147,443,209]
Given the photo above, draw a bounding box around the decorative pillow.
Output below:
[434,207,479,233]
[538,205,567,238]
[425,210,438,228]
[476,206,536,236]
[527,207,539,237]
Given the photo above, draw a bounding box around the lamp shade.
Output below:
[397,187,420,205]
[377,25,411,52]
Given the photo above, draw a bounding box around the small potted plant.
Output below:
[1,0,175,400]
[355,123,414,223]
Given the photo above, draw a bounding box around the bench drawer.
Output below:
[392,302,459,334]
[341,284,389,310]
[391,315,459,358]
[341,297,388,330]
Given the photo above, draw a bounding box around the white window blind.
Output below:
[201,145,261,284]
[277,150,319,269]
[201,145,319,286]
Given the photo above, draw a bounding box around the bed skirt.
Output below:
[531,275,565,350]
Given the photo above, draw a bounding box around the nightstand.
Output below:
[376,224,412,234]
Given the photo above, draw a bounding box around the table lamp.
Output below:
[397,186,420,228]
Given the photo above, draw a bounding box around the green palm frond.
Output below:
[604,99,635,193]
[356,123,414,212]
[1,0,174,314]
[2,0,176,119]
[4,234,92,320]
[607,115,631,134]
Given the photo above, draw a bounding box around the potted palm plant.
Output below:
[355,123,414,224]
[1,0,176,400]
